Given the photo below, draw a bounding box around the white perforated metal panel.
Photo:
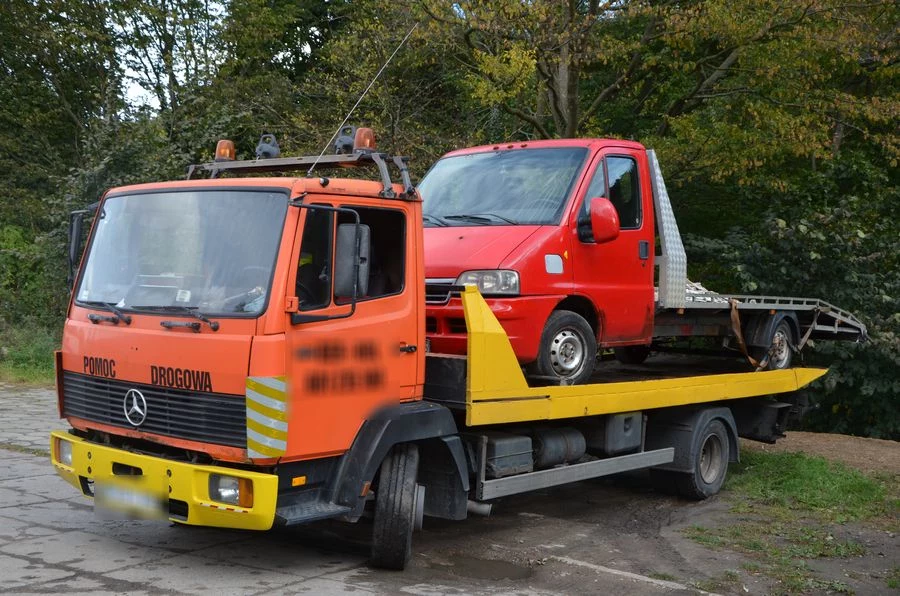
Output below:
[647,149,687,309]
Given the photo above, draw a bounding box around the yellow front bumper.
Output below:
[50,430,278,531]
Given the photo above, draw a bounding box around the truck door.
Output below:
[571,149,655,345]
[285,201,420,459]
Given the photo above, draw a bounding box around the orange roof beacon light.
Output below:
[214,139,236,162]
[353,127,377,153]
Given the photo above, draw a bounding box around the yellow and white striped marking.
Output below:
[246,376,288,459]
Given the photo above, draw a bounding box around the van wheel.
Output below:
[533,310,597,385]
[752,317,794,370]
[614,345,650,365]
[676,419,729,500]
[371,443,419,570]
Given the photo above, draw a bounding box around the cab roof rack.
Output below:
[185,129,416,200]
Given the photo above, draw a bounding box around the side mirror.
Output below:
[334,223,370,298]
[589,197,620,244]
[67,210,88,289]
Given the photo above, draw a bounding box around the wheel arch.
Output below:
[745,310,800,348]
[645,406,740,474]
[329,401,467,520]
[555,294,601,340]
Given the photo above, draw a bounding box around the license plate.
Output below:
[94,475,167,520]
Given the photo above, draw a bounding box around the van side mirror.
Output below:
[589,197,620,244]
[334,223,370,298]
[67,210,88,289]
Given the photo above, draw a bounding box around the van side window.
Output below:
[336,207,405,302]
[578,162,606,241]
[607,156,641,229]
[296,207,333,311]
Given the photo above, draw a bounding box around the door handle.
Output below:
[399,344,417,353]
[638,240,650,260]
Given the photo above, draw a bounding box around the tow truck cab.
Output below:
[420,139,656,385]
[52,135,468,556]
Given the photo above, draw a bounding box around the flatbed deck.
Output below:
[425,287,827,426]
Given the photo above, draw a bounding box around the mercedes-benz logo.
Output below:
[123,389,147,426]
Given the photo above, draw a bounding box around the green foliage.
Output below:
[0,0,896,437]
[0,320,59,384]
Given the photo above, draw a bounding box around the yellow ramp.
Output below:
[460,286,827,426]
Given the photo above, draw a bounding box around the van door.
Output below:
[284,201,419,459]
[571,149,655,345]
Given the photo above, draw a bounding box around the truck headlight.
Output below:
[209,474,254,508]
[55,437,73,466]
[455,270,520,296]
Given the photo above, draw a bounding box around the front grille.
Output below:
[448,318,468,334]
[425,317,437,333]
[425,280,454,304]
[62,372,246,448]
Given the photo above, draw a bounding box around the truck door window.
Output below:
[297,208,333,311]
[606,156,641,229]
[336,206,405,302]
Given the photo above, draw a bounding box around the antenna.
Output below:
[306,22,419,177]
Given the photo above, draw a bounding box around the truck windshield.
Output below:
[75,190,288,316]
[419,147,588,226]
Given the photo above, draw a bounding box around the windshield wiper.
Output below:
[444,213,519,225]
[81,301,132,325]
[132,305,220,332]
[423,214,449,227]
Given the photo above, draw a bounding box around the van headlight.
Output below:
[455,270,520,296]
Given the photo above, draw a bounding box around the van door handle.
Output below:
[399,344,417,353]
[638,240,650,260]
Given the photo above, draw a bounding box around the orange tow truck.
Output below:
[51,129,853,569]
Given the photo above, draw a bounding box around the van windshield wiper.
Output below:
[81,301,132,325]
[131,305,220,331]
[423,214,449,227]
[444,213,519,225]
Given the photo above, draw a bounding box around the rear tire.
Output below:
[752,317,795,370]
[676,419,729,500]
[532,310,597,385]
[614,345,651,365]
[371,443,419,570]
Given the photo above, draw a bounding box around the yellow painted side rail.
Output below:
[460,286,828,426]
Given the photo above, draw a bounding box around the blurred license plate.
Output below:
[94,475,167,520]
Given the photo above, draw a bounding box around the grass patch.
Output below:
[725,449,892,523]
[0,323,58,384]
[0,442,50,457]
[685,450,898,595]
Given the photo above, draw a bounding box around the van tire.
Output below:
[371,443,419,570]
[533,310,597,385]
[751,316,795,370]
[614,345,651,365]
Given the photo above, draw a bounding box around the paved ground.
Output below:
[0,382,741,595]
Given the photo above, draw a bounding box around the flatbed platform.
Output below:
[425,287,827,426]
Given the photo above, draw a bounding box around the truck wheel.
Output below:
[371,443,419,570]
[753,317,794,370]
[613,345,650,365]
[533,310,597,385]
[676,419,730,500]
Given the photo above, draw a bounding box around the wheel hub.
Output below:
[549,329,585,376]
[770,329,790,368]
[699,433,724,484]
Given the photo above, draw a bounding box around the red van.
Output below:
[419,139,657,384]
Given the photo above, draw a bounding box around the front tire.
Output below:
[532,310,597,385]
[371,443,419,570]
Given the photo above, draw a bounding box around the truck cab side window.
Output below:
[607,156,640,229]
[336,206,405,302]
[297,208,333,311]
